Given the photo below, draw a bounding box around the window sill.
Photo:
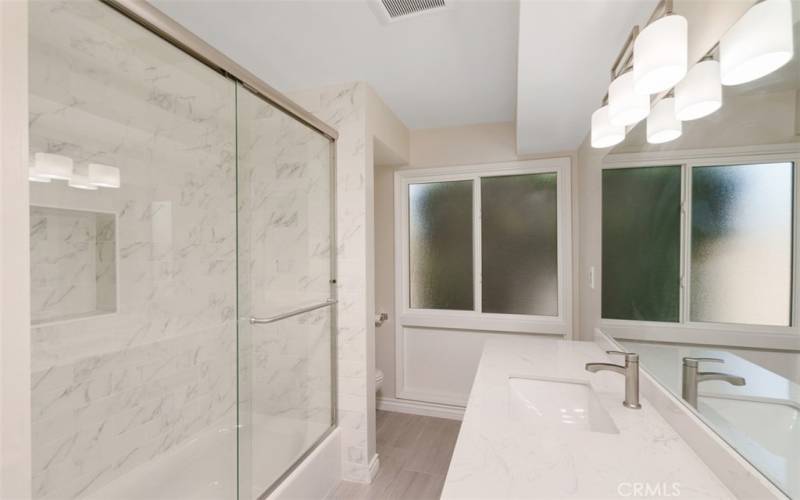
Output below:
[400,310,569,336]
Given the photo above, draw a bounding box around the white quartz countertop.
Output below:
[441,336,734,499]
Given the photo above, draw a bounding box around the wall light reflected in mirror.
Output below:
[29,153,120,190]
[591,0,794,149]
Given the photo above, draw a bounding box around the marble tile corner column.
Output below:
[289,82,374,482]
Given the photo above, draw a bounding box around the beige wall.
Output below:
[677,0,753,65]
[367,85,410,166]
[409,121,577,168]
[364,85,409,456]
[410,122,519,167]
[575,137,607,342]
[373,165,397,399]
[0,1,32,498]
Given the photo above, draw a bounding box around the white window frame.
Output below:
[600,143,800,350]
[394,158,573,337]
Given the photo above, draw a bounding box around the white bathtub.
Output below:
[86,414,337,500]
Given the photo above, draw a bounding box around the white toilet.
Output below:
[375,368,385,392]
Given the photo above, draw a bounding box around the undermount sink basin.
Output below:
[508,376,619,434]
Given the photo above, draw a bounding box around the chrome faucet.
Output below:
[586,351,641,409]
[682,357,746,409]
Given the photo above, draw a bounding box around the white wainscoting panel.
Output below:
[398,327,562,406]
[401,327,488,405]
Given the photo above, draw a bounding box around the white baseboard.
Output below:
[341,453,381,484]
[377,397,464,421]
[368,454,380,482]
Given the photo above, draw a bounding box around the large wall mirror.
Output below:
[599,5,799,499]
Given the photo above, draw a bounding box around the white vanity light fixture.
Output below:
[609,70,651,126]
[68,167,99,190]
[34,152,73,180]
[591,100,626,148]
[88,163,121,188]
[28,164,52,183]
[592,23,644,146]
[634,7,688,94]
[720,0,794,86]
[675,58,722,121]
[647,96,682,144]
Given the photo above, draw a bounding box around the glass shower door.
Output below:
[236,84,336,499]
[28,2,238,498]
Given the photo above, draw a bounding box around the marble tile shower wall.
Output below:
[240,96,332,313]
[30,207,117,324]
[29,2,237,498]
[289,83,372,482]
[247,312,332,422]
[237,93,332,425]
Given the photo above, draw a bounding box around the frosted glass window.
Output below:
[691,163,793,326]
[409,181,474,310]
[481,173,558,315]
[602,166,682,322]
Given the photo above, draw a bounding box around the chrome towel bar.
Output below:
[249,299,337,325]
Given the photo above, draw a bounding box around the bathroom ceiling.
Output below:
[151,0,519,130]
[153,0,656,153]
[515,0,657,154]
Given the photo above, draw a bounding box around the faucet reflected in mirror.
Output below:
[681,357,746,409]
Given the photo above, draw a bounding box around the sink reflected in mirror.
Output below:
[699,395,800,495]
[508,376,619,434]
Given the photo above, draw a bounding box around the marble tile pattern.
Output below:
[237,85,333,432]
[289,83,372,482]
[441,336,736,499]
[28,2,237,498]
[30,206,117,324]
[238,90,332,311]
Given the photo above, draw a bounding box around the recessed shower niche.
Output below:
[30,205,117,325]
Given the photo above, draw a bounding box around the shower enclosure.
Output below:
[27,1,337,498]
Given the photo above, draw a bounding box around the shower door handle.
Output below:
[249,299,337,325]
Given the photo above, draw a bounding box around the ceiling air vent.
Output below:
[370,0,451,23]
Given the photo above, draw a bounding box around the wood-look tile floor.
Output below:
[328,410,462,500]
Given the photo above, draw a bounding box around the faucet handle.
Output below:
[606,350,638,362]
[683,357,724,368]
